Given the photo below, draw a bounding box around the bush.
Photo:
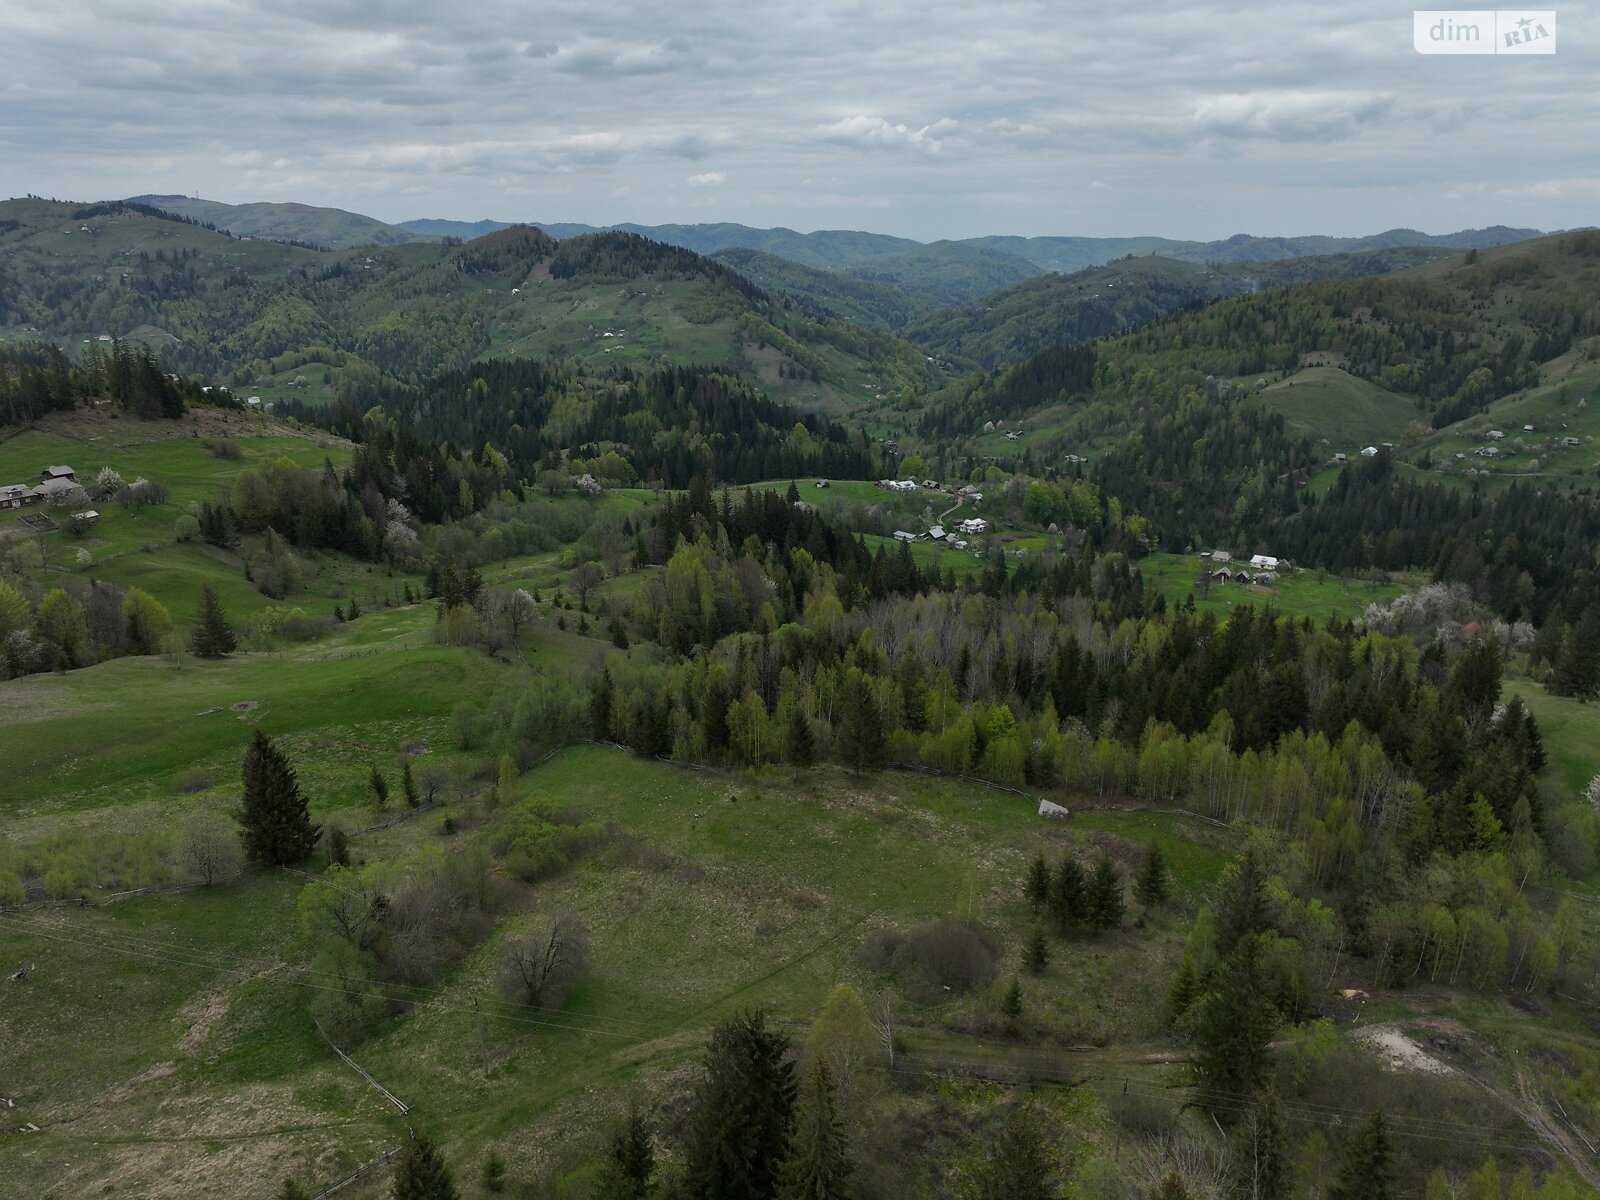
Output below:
[908,920,996,992]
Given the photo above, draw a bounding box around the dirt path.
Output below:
[937,494,963,523]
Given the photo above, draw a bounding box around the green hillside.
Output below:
[1253,366,1421,448]
[0,201,948,416]
[128,195,426,248]
[711,247,933,330]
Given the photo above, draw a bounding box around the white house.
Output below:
[1360,446,1379,458]
[1249,554,1279,571]
[958,517,989,535]
[892,530,918,542]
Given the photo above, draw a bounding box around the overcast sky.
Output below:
[0,1,1593,241]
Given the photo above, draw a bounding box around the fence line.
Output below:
[307,1147,400,1200]
[315,1019,411,1114]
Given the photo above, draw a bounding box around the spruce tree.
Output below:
[682,1010,797,1200]
[391,1125,459,1200]
[1166,957,1199,1025]
[191,583,236,658]
[965,1104,1055,1200]
[1086,854,1125,932]
[1134,841,1170,908]
[1000,975,1023,1021]
[1192,935,1277,1120]
[1213,849,1268,958]
[834,669,886,776]
[1328,1111,1395,1200]
[479,1151,506,1194]
[239,730,320,866]
[402,757,420,808]
[1231,1091,1289,1200]
[1025,851,1051,908]
[1051,854,1087,934]
[786,706,816,767]
[591,668,616,740]
[593,1105,655,1200]
[777,1059,852,1200]
[367,764,389,810]
[1024,925,1049,975]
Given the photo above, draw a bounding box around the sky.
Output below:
[0,0,1594,241]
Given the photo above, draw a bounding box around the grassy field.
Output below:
[1,634,1224,1200]
[1251,366,1421,450]
[1139,552,1418,623]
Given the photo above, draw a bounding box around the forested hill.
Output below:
[905,246,1458,370]
[316,358,881,487]
[0,198,945,413]
[921,230,1600,447]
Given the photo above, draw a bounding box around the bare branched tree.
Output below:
[497,912,591,1009]
[181,815,242,886]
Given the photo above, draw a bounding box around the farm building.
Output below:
[0,483,40,510]
[1249,554,1280,571]
[892,530,918,542]
[41,465,76,482]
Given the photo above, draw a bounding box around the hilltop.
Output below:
[0,200,945,415]
[126,195,425,249]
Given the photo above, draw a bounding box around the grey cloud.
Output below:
[0,0,1594,239]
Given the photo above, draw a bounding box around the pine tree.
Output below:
[777,1059,852,1200]
[1051,854,1087,934]
[191,583,236,658]
[834,669,886,776]
[1134,841,1170,908]
[1000,975,1023,1021]
[1192,935,1277,1120]
[1328,1112,1395,1200]
[1553,608,1600,698]
[593,1105,655,1200]
[402,757,420,808]
[239,730,320,866]
[367,764,389,811]
[1024,925,1049,975]
[1166,957,1199,1025]
[479,1151,506,1194]
[1086,854,1125,933]
[1213,849,1268,958]
[591,668,616,740]
[1025,852,1051,908]
[391,1125,459,1200]
[965,1104,1055,1200]
[682,1010,797,1200]
[1231,1091,1289,1200]
[325,825,351,867]
[786,706,816,767]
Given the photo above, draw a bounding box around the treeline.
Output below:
[1265,451,1600,624]
[324,360,882,488]
[0,340,208,425]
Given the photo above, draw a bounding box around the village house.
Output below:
[814,479,830,488]
[892,530,918,543]
[1249,554,1279,571]
[1360,446,1378,458]
[928,526,946,541]
[957,517,989,535]
[0,483,40,510]
[41,465,76,482]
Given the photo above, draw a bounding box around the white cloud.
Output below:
[814,115,955,153]
[686,171,726,187]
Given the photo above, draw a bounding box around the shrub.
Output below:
[908,920,996,992]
